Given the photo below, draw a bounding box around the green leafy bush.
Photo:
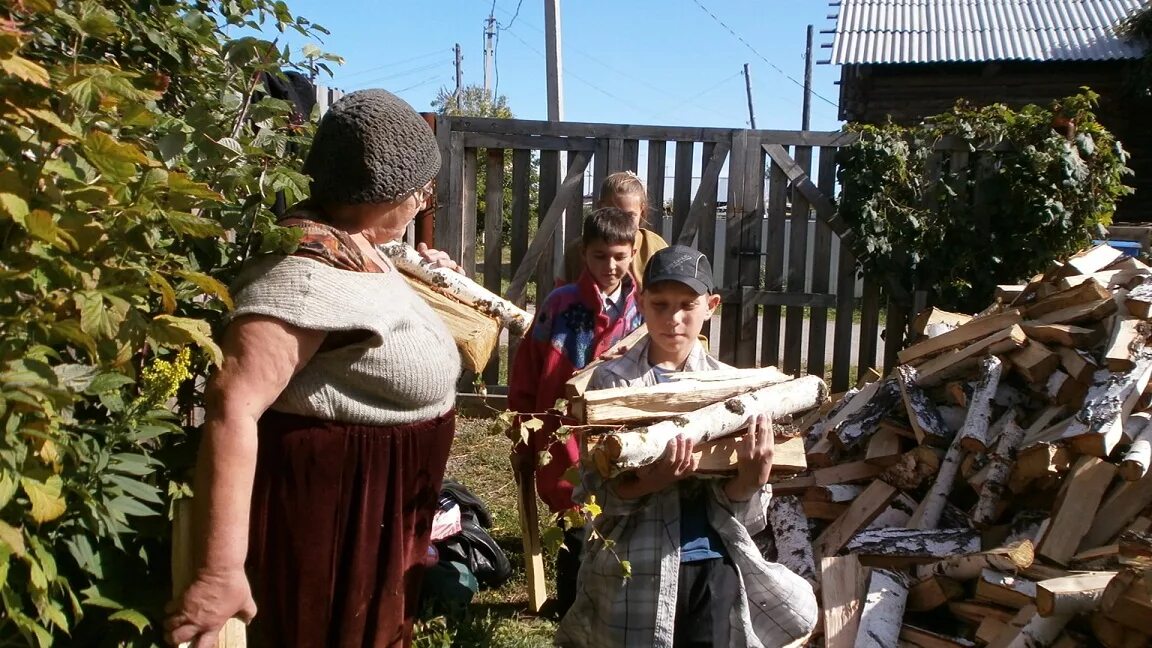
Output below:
[0,0,332,644]
[837,90,1133,313]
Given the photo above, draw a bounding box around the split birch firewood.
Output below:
[564,325,649,398]
[1007,339,1061,384]
[898,309,1023,365]
[693,434,807,474]
[570,366,792,424]
[986,604,1071,648]
[865,493,918,530]
[879,445,942,491]
[1101,571,1152,635]
[1028,297,1117,326]
[1125,276,1152,318]
[822,555,869,648]
[834,379,900,451]
[1020,405,1070,446]
[1064,243,1128,277]
[810,383,873,446]
[913,307,973,338]
[584,375,827,476]
[1091,612,1152,648]
[379,241,531,336]
[1009,442,1072,493]
[814,460,884,485]
[806,484,865,503]
[972,417,1027,528]
[898,625,975,647]
[1044,370,1089,407]
[906,576,965,612]
[813,480,898,559]
[402,276,502,372]
[908,422,968,530]
[1021,322,1105,347]
[975,569,1038,609]
[1079,470,1152,550]
[1024,277,1113,319]
[864,428,902,466]
[1055,346,1096,384]
[957,356,1004,453]
[843,528,979,567]
[915,325,1027,387]
[1104,316,1146,372]
[915,540,1035,582]
[1036,456,1119,565]
[896,365,953,446]
[803,387,857,446]
[1118,529,1152,565]
[854,568,909,648]
[1035,572,1117,617]
[1060,356,1152,457]
[768,495,817,587]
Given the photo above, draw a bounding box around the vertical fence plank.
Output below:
[697,142,718,263]
[783,145,813,374]
[566,151,585,247]
[736,137,764,368]
[507,148,533,379]
[436,126,463,258]
[672,141,694,241]
[608,138,624,173]
[536,150,560,306]
[623,139,639,173]
[807,147,836,378]
[719,132,749,365]
[761,152,788,369]
[482,149,506,386]
[832,245,856,392]
[857,277,881,376]
[646,140,668,238]
[883,296,907,374]
[461,145,479,277]
[593,139,609,194]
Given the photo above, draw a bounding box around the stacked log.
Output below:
[784,243,1152,647]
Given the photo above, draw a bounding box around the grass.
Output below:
[414,416,558,648]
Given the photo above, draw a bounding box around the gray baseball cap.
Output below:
[643,245,715,295]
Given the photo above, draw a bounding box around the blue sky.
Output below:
[275,0,844,132]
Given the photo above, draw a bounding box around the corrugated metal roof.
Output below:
[830,0,1148,64]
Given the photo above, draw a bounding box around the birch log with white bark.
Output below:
[897,364,954,446]
[987,605,1070,648]
[768,495,817,586]
[972,417,1027,528]
[1061,355,1152,457]
[908,422,968,530]
[915,540,1035,582]
[843,528,979,567]
[587,375,828,476]
[378,241,532,336]
[806,386,859,448]
[958,355,1004,453]
[834,379,901,451]
[854,569,909,648]
[1120,413,1152,481]
[1035,572,1116,617]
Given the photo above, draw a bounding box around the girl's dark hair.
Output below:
[582,206,638,247]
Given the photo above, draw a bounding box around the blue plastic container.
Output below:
[1092,239,1142,258]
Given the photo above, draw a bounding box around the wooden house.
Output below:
[826,0,1152,221]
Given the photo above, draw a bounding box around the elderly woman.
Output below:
[164,89,461,647]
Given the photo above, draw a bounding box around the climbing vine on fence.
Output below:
[0,0,337,644]
[836,90,1133,313]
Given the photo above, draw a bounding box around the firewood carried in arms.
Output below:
[581,374,828,477]
[378,241,532,337]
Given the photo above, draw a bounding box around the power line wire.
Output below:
[335,49,446,81]
[346,61,448,91]
[688,0,838,109]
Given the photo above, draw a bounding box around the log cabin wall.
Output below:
[839,60,1152,222]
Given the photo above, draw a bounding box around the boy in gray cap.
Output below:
[556,245,818,648]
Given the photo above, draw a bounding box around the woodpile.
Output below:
[779,243,1152,647]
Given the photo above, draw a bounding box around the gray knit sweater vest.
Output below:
[230,255,460,425]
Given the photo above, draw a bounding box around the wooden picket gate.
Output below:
[429,116,913,395]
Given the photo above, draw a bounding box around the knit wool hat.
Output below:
[304,89,441,205]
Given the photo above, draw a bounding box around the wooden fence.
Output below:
[427,116,994,394]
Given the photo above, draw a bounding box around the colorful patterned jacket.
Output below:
[508,270,643,513]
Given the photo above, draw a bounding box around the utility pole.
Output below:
[743,63,756,129]
[802,24,814,130]
[454,43,463,112]
[544,0,564,121]
[483,14,496,99]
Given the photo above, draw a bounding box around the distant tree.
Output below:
[432,85,538,249]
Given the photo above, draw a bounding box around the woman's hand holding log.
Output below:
[724,414,775,502]
[164,566,256,647]
[415,242,463,274]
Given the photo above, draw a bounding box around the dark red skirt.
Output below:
[247,409,455,648]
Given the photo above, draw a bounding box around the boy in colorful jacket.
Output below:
[508,206,645,616]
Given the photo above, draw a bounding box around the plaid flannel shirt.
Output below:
[555,337,818,648]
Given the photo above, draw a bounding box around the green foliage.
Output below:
[0,0,332,644]
[432,85,539,248]
[836,90,1133,312]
